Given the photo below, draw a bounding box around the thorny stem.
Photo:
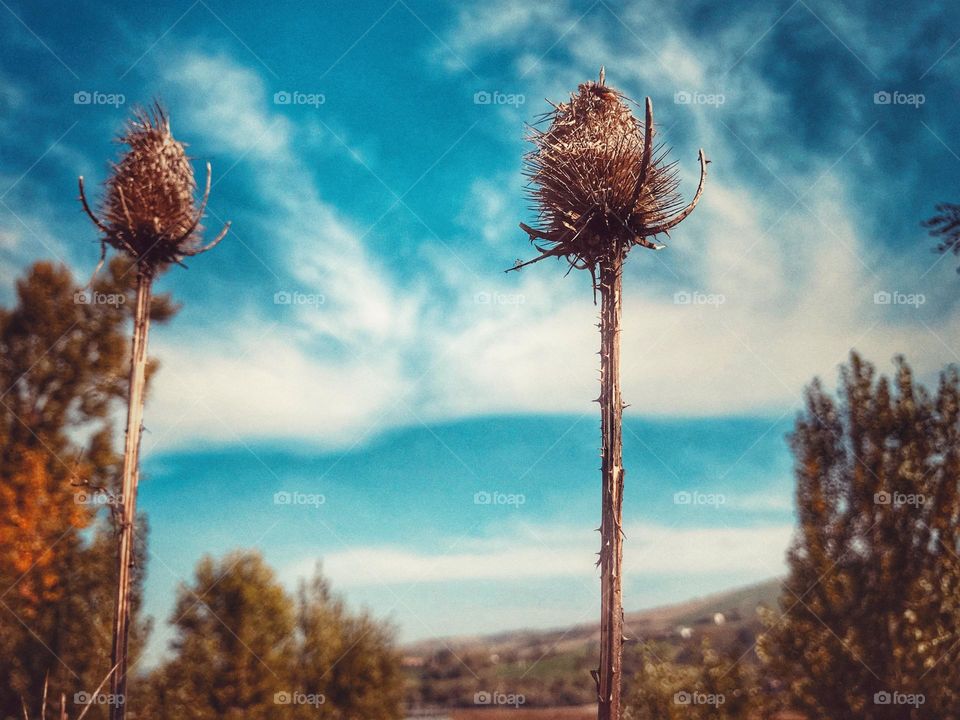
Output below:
[597,254,625,720]
[109,271,151,720]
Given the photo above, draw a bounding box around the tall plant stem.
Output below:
[597,254,624,720]
[109,270,151,720]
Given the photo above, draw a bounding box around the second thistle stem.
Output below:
[597,255,625,720]
[109,271,152,720]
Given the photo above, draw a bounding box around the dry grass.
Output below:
[442,706,806,720]
[450,706,595,720]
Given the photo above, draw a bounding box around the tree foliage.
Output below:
[0,259,175,719]
[625,641,754,720]
[294,569,404,720]
[923,202,960,271]
[148,551,403,720]
[760,352,960,719]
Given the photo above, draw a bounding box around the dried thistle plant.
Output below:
[78,103,229,720]
[80,104,229,275]
[511,69,707,720]
[514,68,706,281]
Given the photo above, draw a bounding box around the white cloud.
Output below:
[170,52,291,157]
[283,521,792,588]
[0,226,20,251]
[423,165,958,419]
[460,175,519,248]
[0,69,25,137]
[162,50,414,352]
[144,326,411,450]
[129,17,960,450]
[413,0,960,420]
[142,52,425,450]
[0,191,73,280]
[437,3,572,73]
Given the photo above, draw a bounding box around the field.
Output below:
[404,579,783,710]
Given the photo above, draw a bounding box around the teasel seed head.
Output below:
[79,103,230,278]
[514,69,707,277]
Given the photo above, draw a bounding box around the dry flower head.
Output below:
[515,69,707,279]
[79,103,229,276]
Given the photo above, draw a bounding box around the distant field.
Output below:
[440,706,806,720]
[404,579,783,709]
[450,707,594,719]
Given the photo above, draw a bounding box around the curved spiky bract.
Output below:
[518,76,706,274]
[81,104,229,275]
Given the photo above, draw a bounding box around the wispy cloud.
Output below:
[133,35,960,450]
[283,521,792,587]
[5,3,952,451]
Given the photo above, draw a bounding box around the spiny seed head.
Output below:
[519,71,706,273]
[100,104,203,273]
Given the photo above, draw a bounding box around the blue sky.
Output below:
[3,0,960,665]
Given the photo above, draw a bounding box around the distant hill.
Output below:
[403,578,784,711]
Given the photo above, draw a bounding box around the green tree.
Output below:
[293,567,403,720]
[150,551,295,720]
[759,352,960,719]
[0,258,174,719]
[149,553,403,720]
[625,642,752,720]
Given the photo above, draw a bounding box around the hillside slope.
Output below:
[403,578,783,710]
